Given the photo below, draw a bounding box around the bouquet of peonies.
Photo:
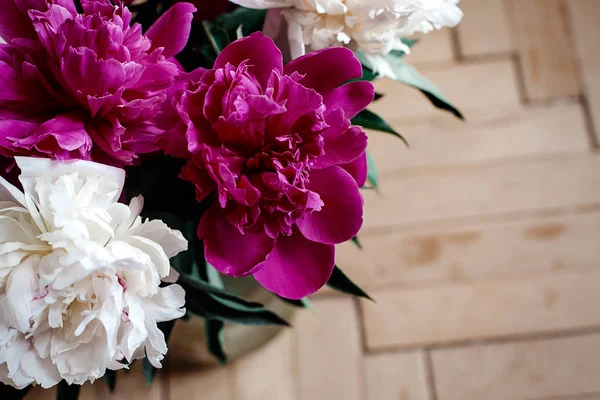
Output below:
[0,0,462,397]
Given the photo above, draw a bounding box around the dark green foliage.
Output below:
[57,381,80,400]
[0,384,30,400]
[352,110,409,147]
[327,266,373,301]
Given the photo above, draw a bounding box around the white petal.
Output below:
[228,0,290,9]
[20,350,61,389]
[128,219,188,258]
[286,17,307,59]
[144,285,186,323]
[3,255,40,332]
[124,236,172,279]
[0,176,25,206]
[15,156,126,204]
[162,268,180,284]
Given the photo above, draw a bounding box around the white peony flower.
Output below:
[0,157,188,389]
[232,0,462,75]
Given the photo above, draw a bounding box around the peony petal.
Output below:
[145,3,197,59]
[253,229,335,299]
[0,0,37,41]
[20,350,62,389]
[144,284,186,322]
[15,156,126,203]
[0,175,25,206]
[323,80,374,119]
[125,236,172,279]
[340,152,367,187]
[286,16,305,59]
[214,33,283,89]
[128,219,188,259]
[228,0,288,8]
[12,112,92,159]
[313,112,367,169]
[61,47,126,98]
[283,47,363,93]
[198,205,275,277]
[296,166,363,244]
[3,255,40,332]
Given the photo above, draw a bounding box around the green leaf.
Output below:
[327,266,373,301]
[189,292,290,326]
[201,20,229,55]
[373,92,384,102]
[361,66,378,81]
[352,110,408,147]
[351,236,363,249]
[366,152,379,189]
[143,320,176,387]
[215,7,267,37]
[180,274,290,326]
[389,38,418,58]
[357,50,462,119]
[205,319,227,364]
[57,381,80,400]
[104,370,116,393]
[383,55,463,119]
[205,262,225,290]
[0,384,30,400]
[278,296,312,308]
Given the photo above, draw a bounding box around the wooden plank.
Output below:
[568,0,600,145]
[404,29,455,66]
[169,364,233,400]
[368,101,589,175]
[456,0,513,57]
[431,334,600,400]
[338,212,600,288]
[361,269,600,349]
[365,351,430,400]
[542,395,600,400]
[98,363,163,400]
[294,298,364,400]
[505,0,581,101]
[370,59,520,123]
[361,153,600,230]
[231,331,297,400]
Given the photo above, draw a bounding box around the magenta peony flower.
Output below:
[163,33,374,299]
[0,0,196,165]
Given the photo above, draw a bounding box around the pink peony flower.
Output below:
[0,0,196,165]
[163,33,374,299]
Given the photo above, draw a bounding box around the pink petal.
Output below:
[13,112,92,159]
[296,166,363,245]
[214,33,283,89]
[61,47,126,98]
[340,152,367,187]
[283,47,363,93]
[146,3,197,58]
[198,205,276,277]
[323,81,374,120]
[253,229,335,299]
[312,109,367,169]
[0,0,37,41]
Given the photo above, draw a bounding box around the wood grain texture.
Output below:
[361,270,600,349]
[456,0,513,57]
[432,334,600,400]
[505,0,581,100]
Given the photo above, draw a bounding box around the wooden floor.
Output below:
[26,1,600,399]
